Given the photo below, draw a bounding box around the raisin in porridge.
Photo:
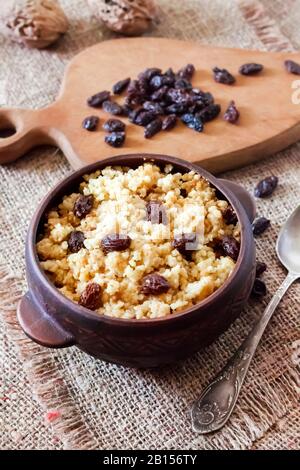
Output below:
[37,163,240,319]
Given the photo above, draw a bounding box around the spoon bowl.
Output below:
[276,205,300,275]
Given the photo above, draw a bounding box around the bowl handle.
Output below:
[219,179,256,223]
[17,292,75,348]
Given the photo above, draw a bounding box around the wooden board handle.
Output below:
[0,104,78,165]
[0,107,56,164]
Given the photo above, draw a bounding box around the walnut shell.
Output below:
[3,0,69,49]
[88,0,158,36]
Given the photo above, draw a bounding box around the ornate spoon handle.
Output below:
[191,272,298,434]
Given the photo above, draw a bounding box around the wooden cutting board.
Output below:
[1,37,300,173]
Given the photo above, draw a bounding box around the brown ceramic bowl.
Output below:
[17,154,256,368]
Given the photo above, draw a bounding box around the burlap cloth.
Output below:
[0,0,299,450]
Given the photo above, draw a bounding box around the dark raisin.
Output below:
[112,77,130,94]
[177,64,195,80]
[219,235,240,261]
[140,274,170,295]
[103,119,125,132]
[166,88,192,106]
[284,59,300,75]
[181,113,194,125]
[134,110,156,126]
[128,108,142,123]
[143,101,164,115]
[254,176,278,198]
[73,195,94,219]
[189,101,206,114]
[87,91,110,107]
[121,104,134,116]
[158,101,167,109]
[79,283,102,310]
[256,261,267,277]
[165,67,176,78]
[214,187,225,200]
[251,278,267,298]
[165,103,188,115]
[191,87,202,96]
[126,80,144,105]
[82,115,99,131]
[174,79,192,90]
[239,63,264,75]
[181,113,204,132]
[101,234,131,254]
[162,74,175,87]
[191,90,214,107]
[144,118,162,138]
[213,67,236,85]
[149,75,164,90]
[137,75,149,96]
[162,114,177,131]
[68,231,85,253]
[224,101,240,124]
[146,201,167,224]
[197,103,221,123]
[172,233,198,260]
[151,86,169,102]
[127,79,140,95]
[202,92,214,105]
[180,188,188,198]
[222,206,238,225]
[139,67,162,80]
[104,131,125,148]
[102,100,123,116]
[252,217,270,236]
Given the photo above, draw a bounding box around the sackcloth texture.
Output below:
[0,0,299,450]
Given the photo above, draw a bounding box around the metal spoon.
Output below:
[191,206,300,434]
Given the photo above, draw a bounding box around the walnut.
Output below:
[88,0,158,36]
[3,0,69,49]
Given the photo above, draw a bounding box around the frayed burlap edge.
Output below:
[0,264,98,450]
[239,0,295,52]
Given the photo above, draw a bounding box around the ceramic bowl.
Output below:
[17,154,256,367]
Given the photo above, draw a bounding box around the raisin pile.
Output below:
[86,63,225,146]
[83,57,298,148]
